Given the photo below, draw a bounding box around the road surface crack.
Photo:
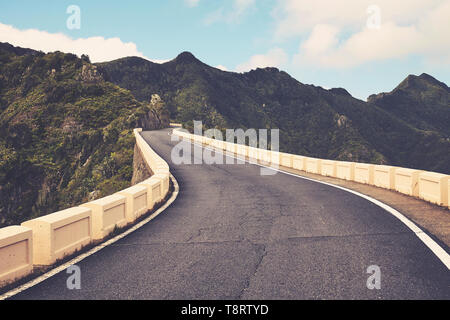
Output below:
[237,242,267,299]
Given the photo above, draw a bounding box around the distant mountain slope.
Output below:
[0,44,169,226]
[98,53,450,174]
[368,73,450,137]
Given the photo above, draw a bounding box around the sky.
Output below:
[0,0,449,100]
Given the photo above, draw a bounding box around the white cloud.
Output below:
[275,0,450,68]
[185,0,200,7]
[0,23,165,63]
[300,24,340,57]
[204,0,255,25]
[294,22,422,68]
[273,0,443,38]
[236,48,288,72]
[215,65,229,71]
[204,8,226,25]
[234,0,255,16]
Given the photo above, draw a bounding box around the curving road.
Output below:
[11,128,450,299]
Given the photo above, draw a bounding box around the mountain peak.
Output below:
[174,51,201,64]
[398,73,449,92]
[329,87,352,97]
[418,72,435,79]
[367,73,449,104]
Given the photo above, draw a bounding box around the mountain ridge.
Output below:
[95,51,449,173]
[368,72,450,137]
[2,43,449,172]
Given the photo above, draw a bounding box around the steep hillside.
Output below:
[368,73,450,137]
[0,43,169,227]
[98,53,450,174]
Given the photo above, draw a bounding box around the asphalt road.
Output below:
[11,128,450,299]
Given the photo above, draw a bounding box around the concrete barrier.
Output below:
[221,141,228,150]
[202,136,210,145]
[226,142,237,154]
[205,137,213,145]
[139,177,163,209]
[292,156,305,171]
[213,140,224,151]
[134,129,171,171]
[448,179,450,209]
[236,144,248,157]
[22,207,92,265]
[192,134,201,143]
[256,149,280,166]
[178,132,190,141]
[153,173,170,196]
[154,168,170,176]
[153,163,170,174]
[418,172,449,206]
[305,158,322,174]
[248,147,259,163]
[117,185,149,222]
[133,130,170,203]
[354,163,374,185]
[280,153,293,168]
[447,178,450,209]
[271,151,281,166]
[374,165,396,189]
[395,168,423,197]
[321,160,337,177]
[336,162,355,181]
[153,159,168,167]
[153,160,170,175]
[258,149,271,164]
[0,226,33,284]
[81,195,127,240]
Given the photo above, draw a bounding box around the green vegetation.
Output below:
[98,52,450,174]
[368,73,450,137]
[0,43,168,227]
